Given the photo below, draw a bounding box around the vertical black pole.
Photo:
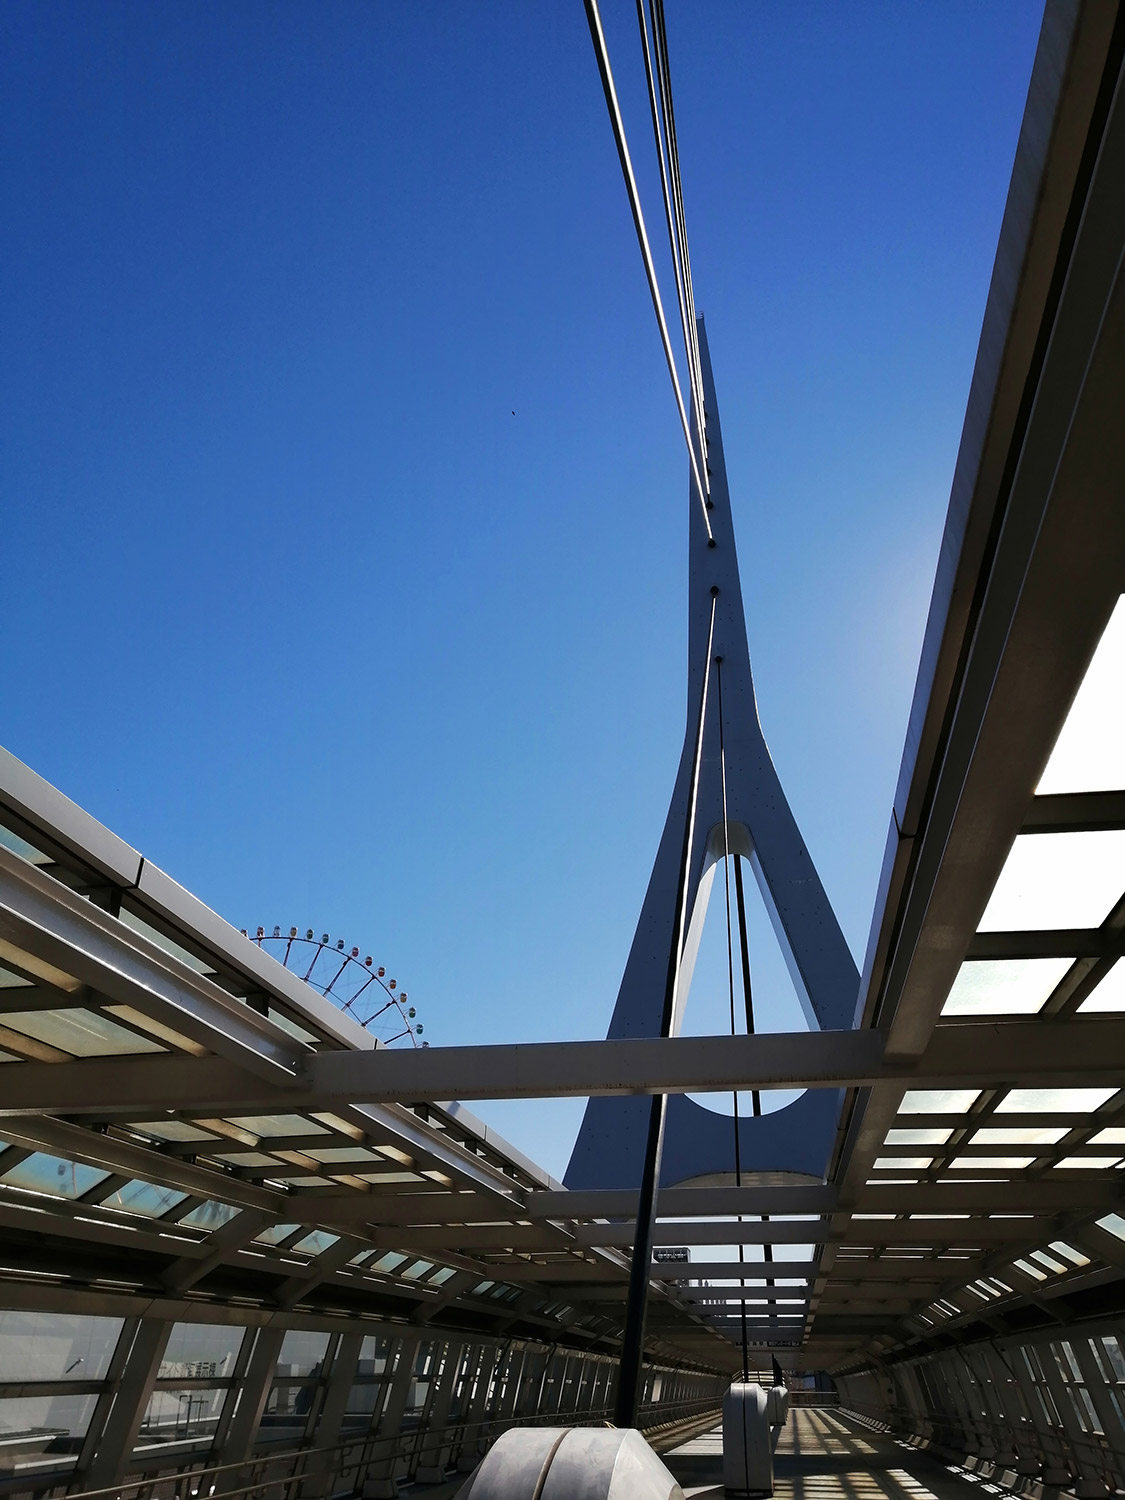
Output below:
[614,592,717,1429]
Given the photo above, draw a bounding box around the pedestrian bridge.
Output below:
[2,1,1125,1497]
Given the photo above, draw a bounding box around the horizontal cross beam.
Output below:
[2,1019,1120,1116]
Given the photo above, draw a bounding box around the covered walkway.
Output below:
[666,1409,987,1500]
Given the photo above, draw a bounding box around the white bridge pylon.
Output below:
[566,322,859,1192]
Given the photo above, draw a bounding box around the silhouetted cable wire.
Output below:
[583,0,713,545]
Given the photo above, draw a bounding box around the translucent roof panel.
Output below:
[1078,960,1125,1012]
[132,1120,220,1143]
[978,831,1125,931]
[100,1180,189,1218]
[949,1156,1034,1170]
[885,1129,952,1145]
[899,1089,980,1114]
[941,958,1072,1016]
[0,1008,164,1057]
[290,1230,339,1256]
[995,1087,1118,1113]
[1054,1155,1122,1169]
[1038,595,1125,794]
[971,1126,1067,1145]
[225,1114,328,1137]
[253,1223,300,1246]
[1,1151,110,1199]
[179,1200,240,1230]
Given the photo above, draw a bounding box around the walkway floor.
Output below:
[664,1408,983,1500]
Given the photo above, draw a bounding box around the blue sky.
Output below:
[3,2,1043,1176]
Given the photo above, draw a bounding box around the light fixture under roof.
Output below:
[978,830,1125,932]
[1038,594,1125,794]
[941,957,1072,1015]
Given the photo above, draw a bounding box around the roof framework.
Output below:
[0,0,1124,1385]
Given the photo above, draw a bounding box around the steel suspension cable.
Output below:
[635,0,704,454]
[583,0,714,545]
[715,656,750,1383]
[647,0,706,439]
[732,847,774,1268]
[614,588,719,1428]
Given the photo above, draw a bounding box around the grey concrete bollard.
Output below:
[457,1426,685,1500]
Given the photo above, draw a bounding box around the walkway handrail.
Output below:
[2,1393,722,1500]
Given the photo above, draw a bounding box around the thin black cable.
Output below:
[583,0,713,544]
[649,0,705,438]
[635,0,699,441]
[716,656,750,1383]
[733,856,775,1275]
[614,590,719,1428]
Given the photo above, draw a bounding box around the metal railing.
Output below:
[0,1393,722,1500]
[838,1397,1125,1494]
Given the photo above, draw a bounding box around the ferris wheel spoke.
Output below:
[252,928,423,1047]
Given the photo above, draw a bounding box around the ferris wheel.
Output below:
[249,926,426,1047]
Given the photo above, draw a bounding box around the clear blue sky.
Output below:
[3,2,1043,1176]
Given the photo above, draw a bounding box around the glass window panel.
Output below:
[1100,1336,1125,1382]
[978,831,1125,932]
[1078,961,1125,1013]
[400,1259,433,1280]
[213,1152,281,1167]
[942,958,1072,1016]
[971,1126,1067,1144]
[138,1387,226,1447]
[899,1090,980,1114]
[0,1311,123,1381]
[223,1115,328,1137]
[178,1201,239,1231]
[357,1335,393,1371]
[1096,1212,1125,1241]
[276,1330,330,1377]
[430,1267,457,1285]
[1,1152,110,1200]
[131,1120,219,1142]
[100,1180,188,1218]
[159,1323,244,1379]
[290,1230,339,1256]
[873,1157,933,1169]
[1038,595,1125,795]
[1090,1127,1125,1144]
[996,1087,1117,1113]
[1054,1155,1122,1169]
[0,1393,97,1444]
[0,964,34,988]
[253,1223,300,1246]
[0,1009,163,1057]
[885,1129,951,1145]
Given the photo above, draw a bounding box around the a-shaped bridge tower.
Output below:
[566,323,860,1194]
